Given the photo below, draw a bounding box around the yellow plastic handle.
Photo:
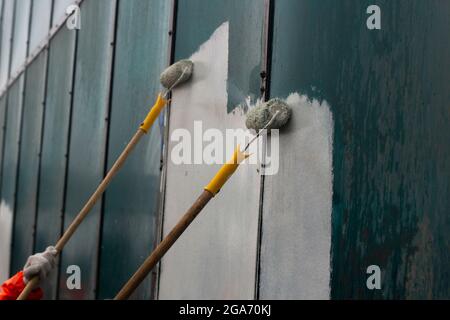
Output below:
[204,146,250,196]
[140,93,168,133]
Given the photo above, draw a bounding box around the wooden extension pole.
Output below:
[17,95,168,300]
[114,190,214,300]
[17,129,145,300]
[114,146,249,300]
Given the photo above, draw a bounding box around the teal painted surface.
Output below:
[0,0,447,300]
[10,0,31,76]
[270,0,450,299]
[97,0,169,300]
[34,28,76,300]
[10,51,47,274]
[1,76,24,277]
[58,0,116,300]
[28,0,52,54]
[0,0,14,88]
[0,95,7,279]
[0,1,3,32]
[175,0,264,112]
[0,95,6,186]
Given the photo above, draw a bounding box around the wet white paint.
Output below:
[259,93,333,299]
[0,200,13,282]
[159,22,260,299]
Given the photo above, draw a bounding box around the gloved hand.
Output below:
[23,246,58,284]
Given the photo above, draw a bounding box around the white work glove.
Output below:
[23,246,58,284]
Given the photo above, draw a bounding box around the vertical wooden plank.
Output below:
[153,0,177,300]
[0,0,14,88]
[0,0,3,42]
[28,0,52,54]
[0,94,7,280]
[97,0,169,300]
[9,0,31,77]
[328,0,450,300]
[0,76,24,282]
[58,0,116,300]
[34,28,76,300]
[0,95,6,187]
[0,0,6,276]
[258,0,333,299]
[0,1,3,28]
[158,0,265,299]
[10,50,47,275]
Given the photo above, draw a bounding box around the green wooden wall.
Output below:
[268,0,450,299]
[1,0,448,299]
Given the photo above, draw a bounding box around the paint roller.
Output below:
[114,98,292,300]
[17,59,194,300]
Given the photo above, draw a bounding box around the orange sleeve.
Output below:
[0,271,43,300]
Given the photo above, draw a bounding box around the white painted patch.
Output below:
[0,200,13,282]
[259,93,333,299]
[159,22,260,299]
